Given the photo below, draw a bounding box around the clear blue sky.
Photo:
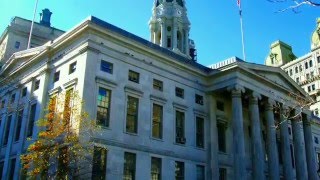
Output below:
[0,0,319,66]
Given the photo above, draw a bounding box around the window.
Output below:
[312,84,316,91]
[295,67,298,73]
[10,93,15,104]
[97,87,111,127]
[311,71,314,78]
[27,104,37,138]
[217,123,226,152]
[195,94,203,105]
[196,117,204,148]
[21,87,27,97]
[100,60,113,74]
[175,161,184,180]
[289,69,293,76]
[196,165,205,180]
[69,61,77,74]
[34,80,40,90]
[151,157,161,180]
[126,96,139,133]
[317,56,320,63]
[152,104,163,139]
[124,152,136,180]
[15,41,20,49]
[175,87,184,98]
[217,101,224,111]
[3,115,12,146]
[63,89,73,126]
[219,168,227,180]
[305,62,308,69]
[92,146,107,180]
[14,110,23,141]
[315,137,319,144]
[0,162,3,179]
[314,109,319,116]
[54,71,60,82]
[310,60,313,67]
[299,65,303,72]
[306,73,310,80]
[153,79,163,91]
[175,111,185,144]
[308,86,311,92]
[296,77,299,83]
[47,96,56,131]
[0,100,4,109]
[167,37,172,48]
[128,70,139,83]
[9,158,16,178]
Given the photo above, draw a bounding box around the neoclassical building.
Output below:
[0,1,318,179]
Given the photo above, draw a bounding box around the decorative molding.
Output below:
[150,94,167,104]
[173,102,188,111]
[63,78,78,89]
[48,86,62,95]
[124,85,143,97]
[95,76,117,89]
[193,108,207,117]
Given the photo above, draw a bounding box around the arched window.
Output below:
[310,60,313,67]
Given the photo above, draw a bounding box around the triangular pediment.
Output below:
[237,62,309,98]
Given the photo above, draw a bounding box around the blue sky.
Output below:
[0,0,319,66]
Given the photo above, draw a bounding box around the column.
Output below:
[184,27,189,55]
[160,20,166,47]
[209,95,219,179]
[265,99,279,180]
[229,85,246,179]
[279,106,294,180]
[172,19,178,51]
[249,92,265,180]
[291,111,308,180]
[303,115,319,180]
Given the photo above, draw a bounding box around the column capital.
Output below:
[228,84,245,97]
[303,114,312,126]
[250,92,261,104]
[265,98,275,111]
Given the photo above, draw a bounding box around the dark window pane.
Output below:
[175,87,184,98]
[175,161,184,180]
[27,104,37,138]
[152,104,163,139]
[100,60,113,74]
[69,61,77,74]
[175,111,185,144]
[9,158,16,178]
[123,152,136,180]
[151,157,161,180]
[15,110,24,141]
[217,123,226,152]
[128,70,139,83]
[196,165,205,180]
[126,96,138,133]
[196,117,204,148]
[153,79,163,91]
[92,146,107,180]
[97,87,111,127]
[3,115,12,146]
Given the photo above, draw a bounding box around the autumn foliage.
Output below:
[21,90,97,179]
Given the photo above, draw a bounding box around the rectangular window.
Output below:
[217,101,224,111]
[306,73,310,79]
[15,41,20,49]
[63,89,73,126]
[54,71,60,82]
[308,86,311,92]
[196,165,205,180]
[27,104,37,138]
[153,79,163,91]
[195,94,204,105]
[10,93,15,104]
[124,152,136,180]
[315,137,319,144]
[175,87,184,98]
[128,70,139,83]
[167,37,172,48]
[219,168,227,180]
[14,110,23,141]
[196,117,204,148]
[34,80,40,90]
[126,96,139,133]
[47,96,57,131]
[97,87,111,127]
[217,123,226,152]
[152,104,163,139]
[305,62,308,69]
[175,161,184,180]
[175,111,185,144]
[289,69,292,76]
[151,157,161,180]
[9,158,16,178]
[0,162,3,179]
[312,84,316,91]
[318,56,320,63]
[310,60,313,67]
[69,61,77,74]
[100,60,113,74]
[3,115,12,146]
[295,67,298,73]
[21,87,27,97]
[92,146,107,180]
[296,77,299,83]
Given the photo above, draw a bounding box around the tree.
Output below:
[21,90,100,179]
[268,0,320,12]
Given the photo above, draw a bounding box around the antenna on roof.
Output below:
[27,0,39,49]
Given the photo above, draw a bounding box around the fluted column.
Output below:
[292,110,308,180]
[160,20,166,47]
[303,115,319,180]
[228,85,246,179]
[249,92,265,180]
[265,99,279,180]
[279,106,294,180]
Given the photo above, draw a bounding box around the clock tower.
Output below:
[149,0,192,58]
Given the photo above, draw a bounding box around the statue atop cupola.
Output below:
[149,0,196,59]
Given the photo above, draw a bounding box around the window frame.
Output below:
[175,110,185,144]
[128,70,140,83]
[54,71,60,82]
[153,79,163,91]
[175,161,184,180]
[92,146,107,180]
[124,152,136,180]
[126,96,139,134]
[196,116,205,148]
[100,60,113,74]
[195,94,204,105]
[175,87,184,98]
[69,61,77,74]
[96,87,112,127]
[152,103,163,139]
[151,157,161,180]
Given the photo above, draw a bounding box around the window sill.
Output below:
[174,142,186,147]
[124,132,138,136]
[194,146,206,151]
[151,137,164,142]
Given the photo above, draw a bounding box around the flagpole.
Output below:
[27,0,39,49]
[238,3,246,61]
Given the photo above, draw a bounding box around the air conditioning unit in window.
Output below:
[176,137,186,144]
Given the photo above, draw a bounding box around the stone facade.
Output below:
[0,2,319,180]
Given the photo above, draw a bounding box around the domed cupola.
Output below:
[149,0,192,58]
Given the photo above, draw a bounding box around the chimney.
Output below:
[40,9,52,27]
